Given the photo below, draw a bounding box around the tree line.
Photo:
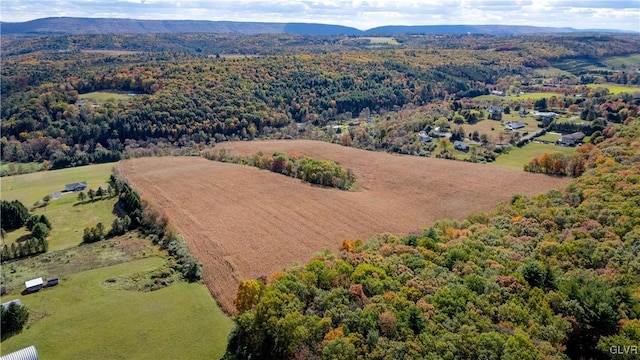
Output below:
[205,150,356,190]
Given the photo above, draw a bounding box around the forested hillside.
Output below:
[2,34,638,170]
[224,118,640,359]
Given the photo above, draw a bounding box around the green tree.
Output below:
[1,302,29,339]
[88,189,96,202]
[32,222,50,240]
[96,186,105,198]
[503,331,538,360]
[77,191,86,203]
[0,200,29,230]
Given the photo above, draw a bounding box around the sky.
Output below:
[2,0,639,32]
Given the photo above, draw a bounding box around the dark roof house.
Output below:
[64,181,87,192]
[487,105,503,120]
[559,132,585,146]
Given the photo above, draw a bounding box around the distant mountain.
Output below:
[0,17,631,36]
[365,25,580,35]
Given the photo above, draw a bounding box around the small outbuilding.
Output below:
[454,141,470,152]
[24,278,43,293]
[418,131,433,143]
[1,299,23,311]
[0,345,39,360]
[47,277,59,287]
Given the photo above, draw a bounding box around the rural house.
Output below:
[0,345,39,360]
[64,181,87,192]
[505,122,526,130]
[537,112,558,121]
[453,141,469,152]
[559,132,585,146]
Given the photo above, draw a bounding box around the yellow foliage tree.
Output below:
[234,279,263,313]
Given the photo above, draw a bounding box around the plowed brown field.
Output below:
[118,140,570,313]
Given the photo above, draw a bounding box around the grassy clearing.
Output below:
[0,235,159,291]
[602,54,640,69]
[475,92,561,101]
[534,67,575,77]
[4,197,117,252]
[492,142,576,170]
[1,163,115,206]
[0,257,233,360]
[362,37,400,45]
[586,83,640,95]
[551,57,609,74]
[536,132,562,142]
[79,91,133,103]
[1,163,118,252]
[0,162,43,176]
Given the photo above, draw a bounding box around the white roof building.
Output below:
[24,278,43,289]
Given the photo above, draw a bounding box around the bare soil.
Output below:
[118,140,570,313]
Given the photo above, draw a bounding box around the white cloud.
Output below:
[1,0,638,31]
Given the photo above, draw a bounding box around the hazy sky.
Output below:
[2,0,639,31]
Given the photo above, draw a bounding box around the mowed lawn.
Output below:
[79,91,133,103]
[1,163,116,206]
[0,257,233,360]
[492,142,576,170]
[586,83,640,95]
[1,163,119,251]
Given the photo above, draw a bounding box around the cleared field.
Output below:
[475,92,561,101]
[602,54,640,69]
[1,163,118,251]
[1,163,115,206]
[119,140,570,313]
[79,91,133,102]
[492,142,576,170]
[0,256,232,359]
[586,83,640,95]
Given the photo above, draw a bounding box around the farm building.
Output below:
[24,277,43,293]
[47,277,59,287]
[560,132,586,146]
[453,141,469,152]
[418,131,433,142]
[0,345,39,360]
[64,181,87,192]
[505,122,526,130]
[1,299,23,310]
[537,112,558,121]
[487,105,503,120]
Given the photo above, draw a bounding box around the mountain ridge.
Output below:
[1,17,632,36]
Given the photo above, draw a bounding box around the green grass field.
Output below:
[492,142,576,170]
[533,67,575,78]
[535,132,562,143]
[586,83,640,95]
[1,163,116,206]
[1,162,43,176]
[602,54,640,69]
[2,163,119,251]
[475,92,561,101]
[363,37,400,45]
[0,257,233,359]
[79,91,133,103]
